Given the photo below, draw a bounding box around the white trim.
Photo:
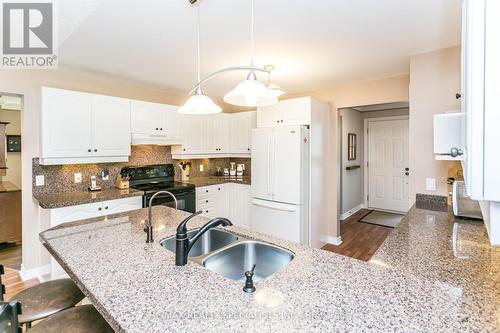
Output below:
[39,155,129,165]
[20,264,51,281]
[172,153,251,160]
[340,203,365,220]
[363,116,410,210]
[326,236,343,246]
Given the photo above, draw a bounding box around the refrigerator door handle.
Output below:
[252,199,297,212]
[271,134,276,196]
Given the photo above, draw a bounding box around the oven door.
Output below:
[144,189,196,213]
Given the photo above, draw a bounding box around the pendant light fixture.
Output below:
[223,0,277,107]
[265,65,286,98]
[178,2,222,114]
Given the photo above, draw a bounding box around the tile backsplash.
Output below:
[32,145,173,196]
[33,145,251,196]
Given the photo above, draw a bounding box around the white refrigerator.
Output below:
[251,126,310,245]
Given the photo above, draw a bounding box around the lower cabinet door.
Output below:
[229,184,251,228]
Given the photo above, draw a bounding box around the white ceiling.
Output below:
[58,0,461,98]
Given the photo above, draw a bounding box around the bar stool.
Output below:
[0,265,113,332]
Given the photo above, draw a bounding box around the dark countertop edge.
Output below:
[34,189,144,210]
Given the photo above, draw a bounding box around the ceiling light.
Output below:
[263,65,286,98]
[223,0,277,107]
[178,1,221,115]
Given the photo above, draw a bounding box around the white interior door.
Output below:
[368,119,409,212]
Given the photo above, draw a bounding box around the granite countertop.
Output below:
[39,205,499,332]
[182,176,251,187]
[0,181,21,193]
[34,188,144,209]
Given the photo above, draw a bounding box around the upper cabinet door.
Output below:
[257,105,279,127]
[180,115,206,154]
[277,97,311,126]
[41,87,92,158]
[230,111,256,154]
[158,104,182,140]
[258,97,311,128]
[214,113,230,153]
[130,100,161,135]
[91,95,131,157]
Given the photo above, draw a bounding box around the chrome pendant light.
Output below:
[178,2,222,114]
[223,0,277,107]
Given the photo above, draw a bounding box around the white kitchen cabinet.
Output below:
[175,115,206,155]
[91,95,131,157]
[130,100,181,144]
[40,87,92,159]
[40,196,142,279]
[195,183,251,227]
[206,114,230,154]
[257,97,312,127]
[229,183,251,228]
[40,87,131,165]
[230,111,256,155]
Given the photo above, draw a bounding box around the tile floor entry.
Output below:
[359,210,404,228]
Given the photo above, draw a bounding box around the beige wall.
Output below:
[409,47,461,201]
[0,67,185,272]
[0,109,21,187]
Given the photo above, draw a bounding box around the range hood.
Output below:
[0,122,8,176]
[131,133,183,146]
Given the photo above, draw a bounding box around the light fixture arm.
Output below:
[188,66,271,95]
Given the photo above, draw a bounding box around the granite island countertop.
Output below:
[34,188,143,209]
[181,176,251,187]
[39,205,499,333]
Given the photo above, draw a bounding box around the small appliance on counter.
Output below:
[223,168,229,176]
[215,167,223,177]
[452,181,482,219]
[89,176,102,192]
[229,162,237,176]
[237,164,244,176]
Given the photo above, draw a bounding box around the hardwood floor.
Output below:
[0,243,22,270]
[0,243,39,300]
[322,209,393,261]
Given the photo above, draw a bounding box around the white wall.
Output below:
[409,47,461,201]
[339,108,362,215]
[0,67,185,273]
[0,109,21,188]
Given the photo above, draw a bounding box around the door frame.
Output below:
[363,116,410,212]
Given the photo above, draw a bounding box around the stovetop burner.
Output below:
[130,181,194,193]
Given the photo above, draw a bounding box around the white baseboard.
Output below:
[20,264,51,282]
[340,204,366,220]
[326,236,343,246]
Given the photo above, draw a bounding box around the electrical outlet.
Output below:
[101,169,109,181]
[35,175,45,186]
[74,173,82,183]
[199,164,204,172]
[426,178,436,191]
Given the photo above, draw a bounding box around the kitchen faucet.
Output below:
[145,191,178,243]
[175,212,233,266]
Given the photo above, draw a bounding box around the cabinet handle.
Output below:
[205,210,208,213]
[94,149,98,152]
[280,120,284,123]
[98,207,102,211]
[276,120,279,123]
[183,148,186,151]
[156,128,159,130]
[206,190,209,193]
[88,149,91,153]
[206,200,209,203]
[160,128,163,131]
[105,206,109,210]
[247,148,250,151]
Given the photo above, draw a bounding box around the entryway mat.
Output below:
[359,210,404,228]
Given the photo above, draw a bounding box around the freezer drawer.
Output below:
[251,199,301,243]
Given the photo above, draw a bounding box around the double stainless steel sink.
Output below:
[160,229,294,282]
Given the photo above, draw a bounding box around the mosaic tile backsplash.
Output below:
[33,145,251,195]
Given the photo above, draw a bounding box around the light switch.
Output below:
[35,175,45,186]
[74,173,82,183]
[426,178,436,191]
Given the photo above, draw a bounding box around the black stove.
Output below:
[122,164,196,212]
